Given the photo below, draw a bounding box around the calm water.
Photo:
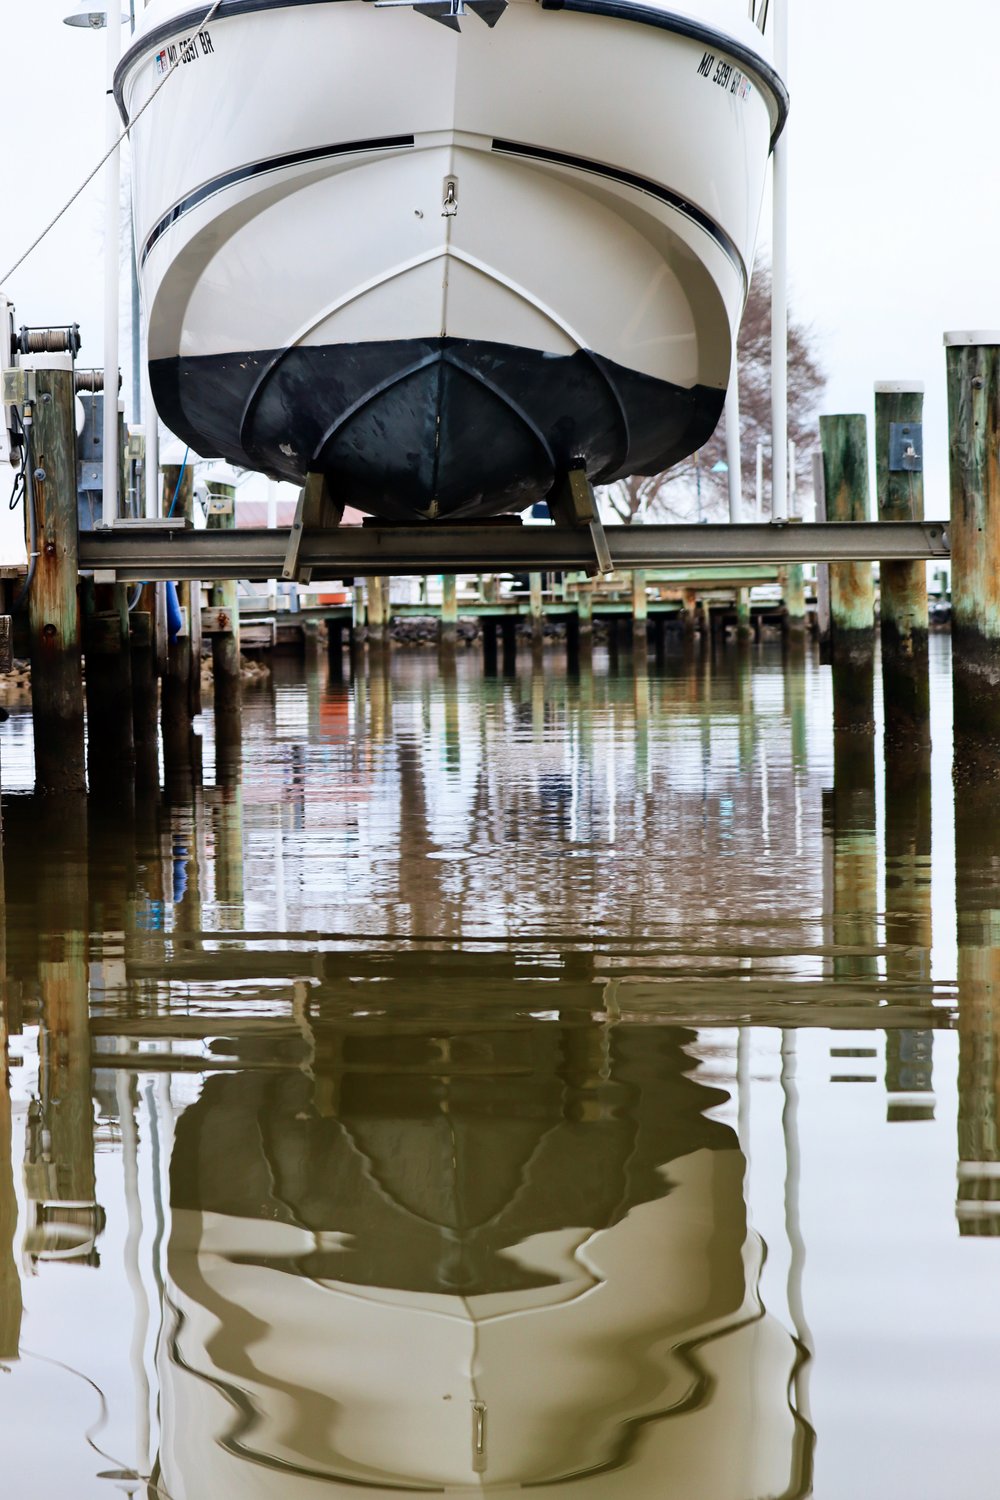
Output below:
[1,636,997,1498]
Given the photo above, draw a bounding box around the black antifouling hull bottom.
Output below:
[151,338,724,522]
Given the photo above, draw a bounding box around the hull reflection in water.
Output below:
[158,1020,805,1495]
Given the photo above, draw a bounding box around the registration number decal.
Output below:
[155,29,215,75]
[696,51,753,103]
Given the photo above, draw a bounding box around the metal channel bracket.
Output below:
[283,472,344,584]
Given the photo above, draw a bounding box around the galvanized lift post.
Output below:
[875,382,929,751]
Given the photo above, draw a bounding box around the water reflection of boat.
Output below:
[116,1,785,520]
[156,1021,805,1495]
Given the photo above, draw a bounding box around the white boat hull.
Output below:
[119,0,785,519]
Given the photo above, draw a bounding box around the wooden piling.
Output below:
[783,565,807,639]
[876,382,929,749]
[129,602,159,791]
[27,367,86,794]
[681,588,698,640]
[576,582,593,652]
[83,580,135,797]
[945,335,1000,776]
[481,616,498,674]
[565,610,579,674]
[161,462,197,784]
[440,574,458,649]
[366,575,388,648]
[207,477,242,725]
[820,414,875,731]
[529,572,544,649]
[735,587,752,643]
[500,613,518,675]
[631,569,648,651]
[327,616,344,679]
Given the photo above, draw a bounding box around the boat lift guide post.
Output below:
[875,382,930,751]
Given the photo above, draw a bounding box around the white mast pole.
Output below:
[725,359,744,523]
[142,359,158,518]
[770,0,789,523]
[755,440,764,521]
[103,0,123,526]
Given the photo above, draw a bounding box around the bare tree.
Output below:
[604,257,826,523]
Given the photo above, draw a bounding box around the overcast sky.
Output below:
[2,0,999,509]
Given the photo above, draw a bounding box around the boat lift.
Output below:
[79,516,951,582]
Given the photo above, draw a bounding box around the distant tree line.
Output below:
[604,257,826,523]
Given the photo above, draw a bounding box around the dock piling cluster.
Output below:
[13,331,1000,799]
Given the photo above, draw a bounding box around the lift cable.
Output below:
[0,0,227,287]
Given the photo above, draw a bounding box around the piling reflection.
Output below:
[955,780,1000,1235]
[7,800,105,1266]
[0,941,19,1365]
[2,641,988,1496]
[823,733,878,981]
[884,741,934,1119]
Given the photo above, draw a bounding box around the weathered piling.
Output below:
[651,612,666,664]
[207,476,242,725]
[129,599,159,790]
[631,570,648,651]
[954,776,1000,1231]
[529,572,544,650]
[501,613,517,675]
[783,565,807,640]
[350,583,366,667]
[945,335,1000,776]
[83,580,135,796]
[876,382,929,749]
[481,616,498,674]
[565,609,579,674]
[812,451,831,650]
[735,587,752,642]
[366,576,388,649]
[440,574,458,650]
[27,366,86,794]
[160,462,197,785]
[327,617,344,679]
[820,414,876,731]
[575,583,593,654]
[681,588,699,640]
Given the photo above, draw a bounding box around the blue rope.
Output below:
[166,447,190,518]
